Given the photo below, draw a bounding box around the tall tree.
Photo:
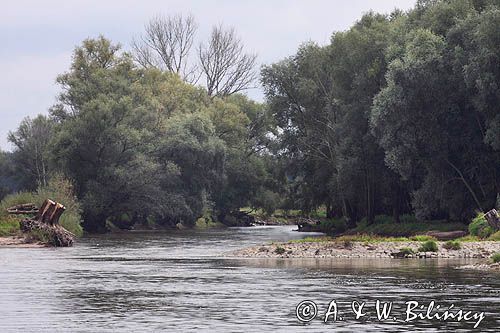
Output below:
[8,115,54,189]
[132,14,198,83]
[199,25,257,97]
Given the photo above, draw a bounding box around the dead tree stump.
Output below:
[17,199,74,247]
[485,209,500,231]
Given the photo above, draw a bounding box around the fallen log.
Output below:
[18,199,74,247]
[6,203,39,215]
[425,230,467,241]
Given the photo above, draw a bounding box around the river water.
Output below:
[0,226,499,332]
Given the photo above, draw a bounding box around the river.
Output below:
[0,226,499,332]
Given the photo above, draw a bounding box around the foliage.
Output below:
[443,240,462,250]
[262,0,500,226]
[492,253,500,263]
[418,240,438,252]
[400,247,415,255]
[8,115,54,190]
[469,212,494,238]
[319,217,348,235]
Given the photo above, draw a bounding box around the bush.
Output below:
[400,247,415,255]
[491,253,500,264]
[400,214,418,224]
[469,212,494,239]
[274,246,286,255]
[320,217,347,235]
[443,240,461,250]
[36,175,83,236]
[488,231,500,241]
[418,240,438,252]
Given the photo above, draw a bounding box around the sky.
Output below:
[0,0,416,150]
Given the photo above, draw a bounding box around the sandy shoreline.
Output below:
[229,240,500,260]
[0,236,45,248]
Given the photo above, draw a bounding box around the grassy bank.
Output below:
[0,175,83,242]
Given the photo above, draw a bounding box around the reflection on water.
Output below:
[0,226,499,332]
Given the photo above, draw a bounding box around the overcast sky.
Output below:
[0,0,416,150]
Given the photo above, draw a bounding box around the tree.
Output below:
[199,25,257,97]
[0,151,17,200]
[132,14,198,83]
[8,115,54,189]
[371,26,497,220]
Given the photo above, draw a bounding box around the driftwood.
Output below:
[297,218,321,232]
[6,203,39,215]
[484,209,500,231]
[18,199,74,247]
[426,230,467,241]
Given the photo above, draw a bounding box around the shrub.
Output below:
[400,247,415,255]
[491,253,500,264]
[399,214,418,224]
[36,175,83,236]
[320,217,347,235]
[443,240,461,250]
[274,246,286,255]
[374,215,393,224]
[418,240,438,252]
[469,212,494,239]
[488,231,500,241]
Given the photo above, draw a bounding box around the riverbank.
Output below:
[0,236,45,247]
[229,240,500,260]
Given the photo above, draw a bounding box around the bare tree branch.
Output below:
[199,25,257,97]
[132,14,199,83]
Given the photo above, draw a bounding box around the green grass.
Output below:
[290,234,409,243]
[351,215,466,237]
[491,253,500,263]
[0,216,21,237]
[288,236,334,243]
[487,231,500,241]
[410,235,437,241]
[335,234,409,243]
[443,240,461,250]
[456,235,480,242]
[418,240,438,252]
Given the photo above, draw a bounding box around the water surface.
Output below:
[0,226,498,332]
